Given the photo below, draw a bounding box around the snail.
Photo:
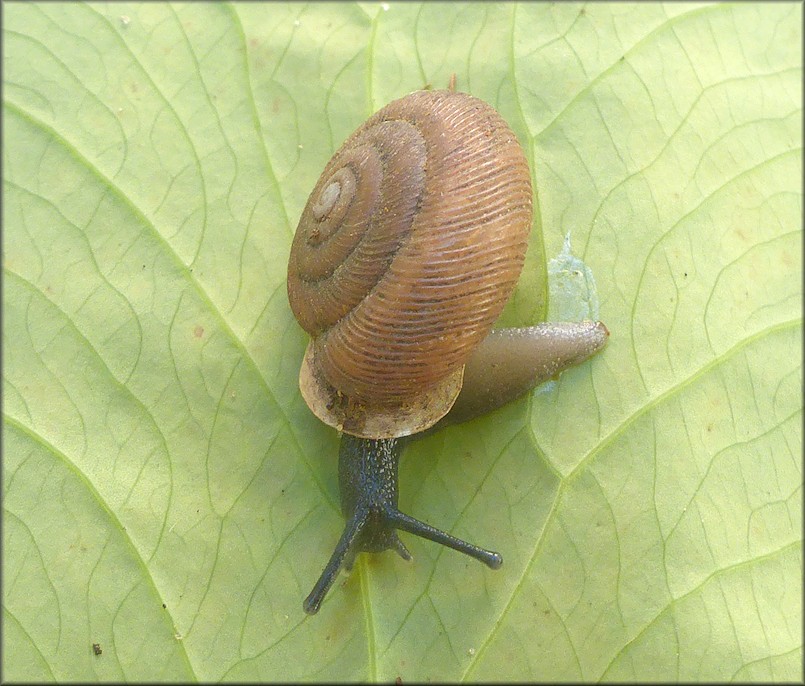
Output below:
[287,89,609,614]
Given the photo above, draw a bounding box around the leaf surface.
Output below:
[3,2,802,681]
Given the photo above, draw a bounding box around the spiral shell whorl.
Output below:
[288,89,532,437]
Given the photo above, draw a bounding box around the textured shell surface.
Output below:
[287,89,533,437]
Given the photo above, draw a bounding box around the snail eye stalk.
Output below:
[303,435,502,615]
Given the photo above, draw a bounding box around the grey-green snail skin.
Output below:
[287,89,609,615]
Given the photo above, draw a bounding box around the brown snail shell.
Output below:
[287,89,532,438]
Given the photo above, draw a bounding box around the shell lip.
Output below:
[298,343,464,439]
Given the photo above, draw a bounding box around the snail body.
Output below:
[287,89,608,614]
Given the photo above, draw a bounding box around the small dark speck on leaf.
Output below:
[162,603,167,609]
[396,677,403,685]
[92,643,102,656]
[193,325,204,339]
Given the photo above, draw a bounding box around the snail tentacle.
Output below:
[303,433,502,614]
[303,506,366,615]
[386,510,503,569]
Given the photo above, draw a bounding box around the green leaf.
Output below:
[3,2,801,681]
